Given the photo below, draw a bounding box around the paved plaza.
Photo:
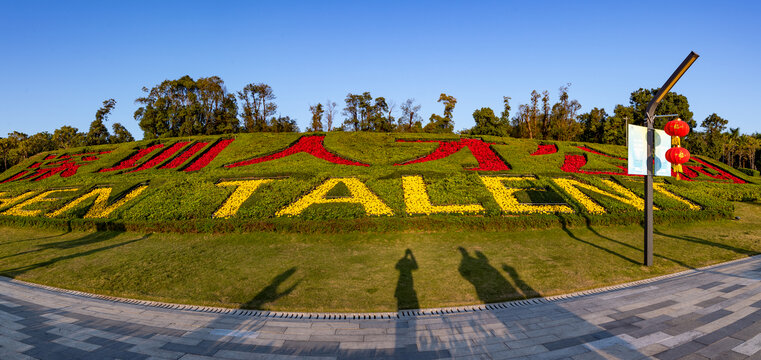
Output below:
[3,256,761,359]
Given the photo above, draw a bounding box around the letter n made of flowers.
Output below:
[47,185,148,219]
[552,178,656,214]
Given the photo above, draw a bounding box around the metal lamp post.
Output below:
[643,51,699,266]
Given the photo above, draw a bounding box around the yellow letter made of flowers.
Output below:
[47,185,148,219]
[2,189,78,217]
[214,179,275,218]
[552,178,657,214]
[480,176,573,214]
[276,178,393,216]
[402,175,484,215]
[0,191,36,210]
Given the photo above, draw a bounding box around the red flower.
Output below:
[395,138,509,171]
[129,142,190,172]
[159,142,209,169]
[184,139,235,171]
[100,144,165,173]
[226,135,367,168]
[560,154,635,176]
[531,144,557,156]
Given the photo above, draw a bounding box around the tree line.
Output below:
[1,75,759,173]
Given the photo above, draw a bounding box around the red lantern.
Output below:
[666,147,690,165]
[665,118,690,137]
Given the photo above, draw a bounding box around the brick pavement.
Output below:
[2,256,761,359]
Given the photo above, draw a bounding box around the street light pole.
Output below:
[643,51,699,266]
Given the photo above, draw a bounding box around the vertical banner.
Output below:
[627,124,671,177]
[654,129,671,176]
[627,124,647,175]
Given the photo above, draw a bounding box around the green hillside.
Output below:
[1,132,759,233]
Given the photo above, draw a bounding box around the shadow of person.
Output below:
[395,249,419,310]
[501,263,540,299]
[243,267,300,310]
[457,247,516,303]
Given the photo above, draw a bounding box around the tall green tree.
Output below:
[342,92,373,131]
[136,75,239,138]
[270,116,299,133]
[53,126,84,149]
[628,88,695,129]
[548,85,582,141]
[499,96,512,134]
[399,99,422,132]
[369,97,394,132]
[87,98,115,146]
[238,83,276,132]
[308,103,324,132]
[425,93,456,133]
[578,108,608,143]
[111,123,134,144]
[700,113,728,159]
[470,107,506,136]
[0,137,17,171]
[20,132,54,159]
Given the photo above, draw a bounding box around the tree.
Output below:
[499,96,512,135]
[369,97,394,132]
[53,126,84,149]
[469,107,505,136]
[628,88,695,129]
[342,92,373,131]
[603,105,630,145]
[700,113,728,159]
[548,84,582,141]
[578,108,608,143]
[8,132,28,159]
[308,103,324,132]
[19,132,54,159]
[0,137,16,171]
[111,123,134,143]
[86,99,114,146]
[270,116,299,133]
[399,99,422,132]
[425,93,456,133]
[238,83,276,132]
[324,100,337,131]
[540,91,551,139]
[136,75,239,138]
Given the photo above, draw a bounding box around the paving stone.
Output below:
[5,256,761,359]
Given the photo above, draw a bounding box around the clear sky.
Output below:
[1,1,759,139]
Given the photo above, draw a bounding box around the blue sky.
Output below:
[1,1,759,139]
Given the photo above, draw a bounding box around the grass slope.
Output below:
[1,201,759,312]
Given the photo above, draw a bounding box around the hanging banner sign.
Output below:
[627,124,671,176]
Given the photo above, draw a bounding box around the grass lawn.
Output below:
[1,201,760,313]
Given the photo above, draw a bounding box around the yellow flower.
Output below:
[480,176,573,214]
[553,178,656,214]
[214,179,274,218]
[653,183,701,210]
[0,191,36,210]
[401,175,484,215]
[277,178,392,217]
[3,189,78,217]
[48,185,148,219]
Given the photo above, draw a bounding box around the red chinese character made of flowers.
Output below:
[394,138,510,171]
[225,135,369,168]
[1,151,112,183]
